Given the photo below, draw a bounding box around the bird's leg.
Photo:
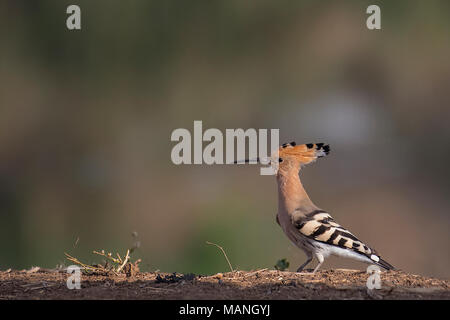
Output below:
[296,252,313,272]
[312,254,324,274]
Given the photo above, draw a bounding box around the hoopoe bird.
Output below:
[238,142,394,273]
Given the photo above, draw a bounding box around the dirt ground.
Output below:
[0,268,449,300]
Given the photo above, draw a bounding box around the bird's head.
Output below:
[234,141,330,173]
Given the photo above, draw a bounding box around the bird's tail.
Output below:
[373,257,395,271]
[279,142,330,166]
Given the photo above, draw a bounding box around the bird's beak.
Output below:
[233,157,260,164]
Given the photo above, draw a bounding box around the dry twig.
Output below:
[206,241,234,272]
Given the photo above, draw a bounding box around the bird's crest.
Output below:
[278,142,330,166]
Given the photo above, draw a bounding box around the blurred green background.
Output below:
[1,0,449,279]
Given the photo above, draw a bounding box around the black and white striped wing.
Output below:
[294,210,394,270]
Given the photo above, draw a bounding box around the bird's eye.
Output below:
[279,157,283,163]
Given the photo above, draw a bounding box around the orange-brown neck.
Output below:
[276,161,317,214]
